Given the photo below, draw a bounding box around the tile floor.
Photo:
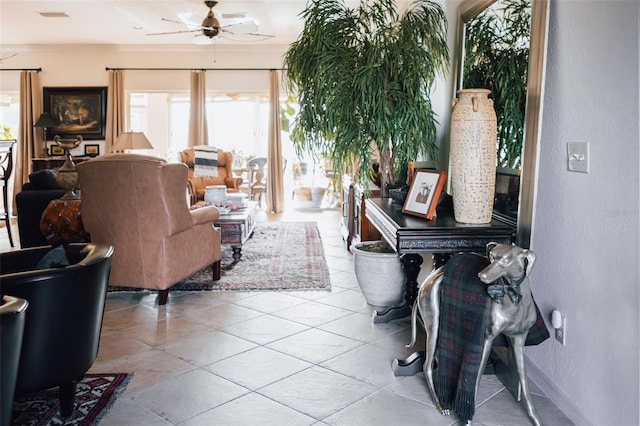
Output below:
[0,208,573,425]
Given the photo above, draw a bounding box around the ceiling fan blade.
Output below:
[147,29,201,36]
[161,17,194,26]
[221,20,259,34]
[220,31,275,42]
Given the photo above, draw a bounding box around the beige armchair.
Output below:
[77,154,221,305]
[180,148,242,202]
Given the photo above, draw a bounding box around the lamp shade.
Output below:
[34,113,58,128]
[112,132,153,152]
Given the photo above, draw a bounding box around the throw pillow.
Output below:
[194,146,219,177]
[28,169,62,190]
[35,243,70,269]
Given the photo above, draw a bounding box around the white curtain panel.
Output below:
[267,70,284,213]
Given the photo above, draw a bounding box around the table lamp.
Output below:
[33,113,58,157]
[112,132,153,153]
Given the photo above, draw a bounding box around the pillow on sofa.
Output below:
[28,169,62,190]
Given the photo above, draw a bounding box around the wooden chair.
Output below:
[240,157,268,206]
[0,140,16,247]
[240,157,287,207]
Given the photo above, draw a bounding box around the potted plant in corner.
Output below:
[283,0,450,197]
[284,0,449,307]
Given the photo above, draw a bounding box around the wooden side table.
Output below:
[39,199,90,244]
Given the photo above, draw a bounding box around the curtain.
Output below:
[13,71,41,207]
[188,71,208,147]
[106,69,126,152]
[266,70,284,213]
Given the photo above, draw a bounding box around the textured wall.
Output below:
[527,1,640,424]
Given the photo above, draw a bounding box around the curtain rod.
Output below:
[0,68,42,71]
[105,67,285,71]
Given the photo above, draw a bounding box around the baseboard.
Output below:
[526,357,594,425]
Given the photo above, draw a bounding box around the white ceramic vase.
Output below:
[449,88,497,223]
[351,241,404,307]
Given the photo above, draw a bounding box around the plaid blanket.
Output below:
[194,145,219,177]
[434,253,549,422]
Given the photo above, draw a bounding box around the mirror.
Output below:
[453,0,549,248]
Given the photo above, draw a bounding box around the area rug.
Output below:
[11,373,132,426]
[110,221,331,293]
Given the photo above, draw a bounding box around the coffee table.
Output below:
[214,201,258,261]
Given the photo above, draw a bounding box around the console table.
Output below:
[364,196,514,322]
[366,197,526,398]
[32,157,90,172]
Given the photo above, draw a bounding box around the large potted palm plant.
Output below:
[283,0,450,196]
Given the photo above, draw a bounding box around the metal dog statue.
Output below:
[407,243,542,426]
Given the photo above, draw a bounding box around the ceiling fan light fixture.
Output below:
[201,12,221,38]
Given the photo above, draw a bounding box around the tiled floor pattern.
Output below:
[0,209,573,425]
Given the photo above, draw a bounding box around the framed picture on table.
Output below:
[43,87,107,140]
[84,144,100,157]
[50,145,65,156]
[402,169,447,220]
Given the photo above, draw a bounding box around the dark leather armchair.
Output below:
[15,169,66,248]
[0,243,113,417]
[0,296,28,426]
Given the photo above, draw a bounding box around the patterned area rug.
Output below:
[109,221,331,293]
[11,373,132,426]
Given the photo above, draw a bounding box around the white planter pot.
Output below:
[351,241,405,307]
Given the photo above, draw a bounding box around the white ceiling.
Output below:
[0,0,312,47]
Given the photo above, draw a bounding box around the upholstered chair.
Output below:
[0,243,113,418]
[0,296,28,426]
[77,154,221,305]
[180,147,242,202]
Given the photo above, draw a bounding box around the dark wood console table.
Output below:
[364,197,514,322]
[32,157,91,172]
[365,196,517,382]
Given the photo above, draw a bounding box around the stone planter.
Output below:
[351,241,404,307]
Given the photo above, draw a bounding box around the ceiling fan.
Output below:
[147,1,274,44]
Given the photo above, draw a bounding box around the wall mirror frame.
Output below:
[453,0,549,248]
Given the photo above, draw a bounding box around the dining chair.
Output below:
[0,140,17,247]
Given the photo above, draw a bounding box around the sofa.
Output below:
[15,169,66,248]
[180,147,242,202]
[77,154,222,305]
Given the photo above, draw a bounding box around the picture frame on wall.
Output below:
[50,145,65,156]
[43,87,107,140]
[402,169,447,220]
[84,144,100,157]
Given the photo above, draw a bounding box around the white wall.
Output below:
[0,44,287,157]
[526,1,639,425]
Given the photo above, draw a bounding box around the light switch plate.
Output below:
[567,142,589,173]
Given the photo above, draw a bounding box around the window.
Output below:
[128,91,274,162]
[0,92,20,139]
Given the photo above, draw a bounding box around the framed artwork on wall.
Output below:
[50,145,65,156]
[43,87,107,140]
[84,144,100,157]
[402,169,447,220]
